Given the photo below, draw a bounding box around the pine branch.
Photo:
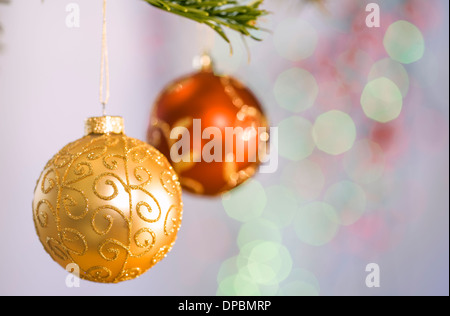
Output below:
[143,0,268,44]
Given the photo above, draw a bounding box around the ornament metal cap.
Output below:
[192,52,214,72]
[85,116,124,135]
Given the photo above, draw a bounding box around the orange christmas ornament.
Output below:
[147,55,269,196]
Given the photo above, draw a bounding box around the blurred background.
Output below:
[0,0,448,296]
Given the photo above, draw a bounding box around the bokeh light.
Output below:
[368,58,410,97]
[281,160,325,202]
[278,280,319,296]
[361,77,403,123]
[237,240,293,286]
[278,116,315,161]
[323,180,367,226]
[274,67,319,113]
[293,202,340,246]
[222,179,267,222]
[273,18,318,62]
[261,185,298,228]
[383,20,425,64]
[343,139,385,184]
[312,110,357,155]
[217,273,261,296]
[277,268,321,296]
[217,256,239,285]
[217,256,271,296]
[237,218,282,249]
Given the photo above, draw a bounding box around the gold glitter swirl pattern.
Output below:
[61,187,88,220]
[150,243,174,268]
[91,205,130,236]
[160,170,178,196]
[41,169,57,194]
[116,268,142,282]
[136,200,161,223]
[164,205,182,236]
[133,228,156,256]
[70,162,93,182]
[32,130,183,283]
[132,166,152,186]
[53,153,72,169]
[128,145,151,164]
[86,146,108,161]
[98,238,129,262]
[93,173,124,201]
[46,237,69,261]
[60,227,88,256]
[35,200,55,228]
[85,266,112,282]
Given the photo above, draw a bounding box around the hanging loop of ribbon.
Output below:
[99,0,110,116]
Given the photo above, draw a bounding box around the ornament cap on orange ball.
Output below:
[197,52,214,72]
[147,55,269,196]
[33,116,183,283]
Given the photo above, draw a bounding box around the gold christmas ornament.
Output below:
[32,116,183,283]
